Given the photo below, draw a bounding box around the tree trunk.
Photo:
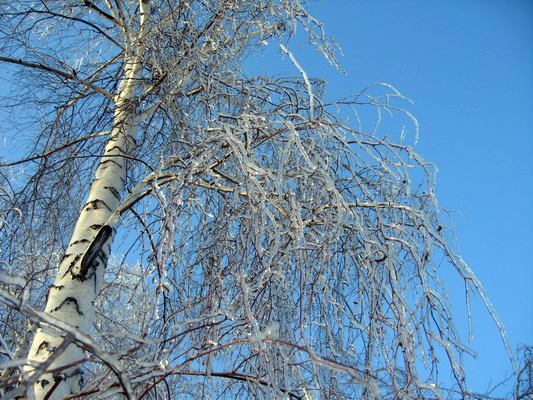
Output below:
[23,2,150,397]
[24,104,137,399]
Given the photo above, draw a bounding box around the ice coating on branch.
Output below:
[251,323,280,342]
[0,0,515,398]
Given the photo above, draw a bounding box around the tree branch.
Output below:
[0,131,110,167]
[0,56,114,100]
[26,7,124,51]
[82,0,118,26]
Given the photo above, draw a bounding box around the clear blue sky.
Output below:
[249,0,532,396]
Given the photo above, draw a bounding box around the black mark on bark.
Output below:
[51,297,83,315]
[71,239,90,246]
[104,186,121,200]
[36,341,50,354]
[84,199,112,211]
[78,225,113,279]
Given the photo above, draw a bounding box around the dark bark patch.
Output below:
[64,254,81,278]
[62,253,73,261]
[51,297,83,315]
[100,158,121,168]
[36,341,50,354]
[84,199,112,211]
[107,145,128,154]
[71,238,90,246]
[78,225,113,279]
[104,186,121,200]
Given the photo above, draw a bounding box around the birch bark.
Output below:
[23,2,150,398]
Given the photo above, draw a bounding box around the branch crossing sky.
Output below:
[248,0,532,395]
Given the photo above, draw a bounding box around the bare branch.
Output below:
[0,56,114,100]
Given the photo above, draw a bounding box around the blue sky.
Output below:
[249,0,532,396]
[279,0,532,396]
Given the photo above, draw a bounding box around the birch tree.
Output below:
[0,1,515,399]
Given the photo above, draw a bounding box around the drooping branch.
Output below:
[0,1,515,399]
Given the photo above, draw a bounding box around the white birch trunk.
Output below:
[23,2,150,398]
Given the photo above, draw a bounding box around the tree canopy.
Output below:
[0,1,515,399]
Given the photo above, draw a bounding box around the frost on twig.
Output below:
[0,1,514,399]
